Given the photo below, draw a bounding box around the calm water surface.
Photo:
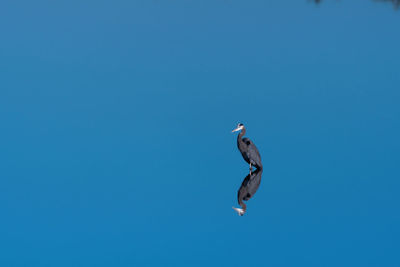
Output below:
[1,1,399,266]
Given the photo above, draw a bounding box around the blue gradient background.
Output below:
[1,1,399,266]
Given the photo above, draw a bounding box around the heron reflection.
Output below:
[232,168,263,216]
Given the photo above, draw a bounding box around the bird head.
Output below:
[232,123,244,133]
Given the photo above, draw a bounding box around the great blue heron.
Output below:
[232,123,263,173]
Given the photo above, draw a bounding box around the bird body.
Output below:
[233,123,262,171]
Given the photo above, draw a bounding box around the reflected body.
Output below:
[232,168,263,216]
[232,123,263,172]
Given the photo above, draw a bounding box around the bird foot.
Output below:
[232,207,245,216]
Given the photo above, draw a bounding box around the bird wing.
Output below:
[249,143,261,161]
[242,138,262,167]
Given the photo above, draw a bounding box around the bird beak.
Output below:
[232,126,241,133]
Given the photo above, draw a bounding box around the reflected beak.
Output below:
[232,207,245,216]
[232,126,241,133]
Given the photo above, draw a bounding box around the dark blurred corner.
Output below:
[312,0,400,9]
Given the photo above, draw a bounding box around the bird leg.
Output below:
[249,163,252,175]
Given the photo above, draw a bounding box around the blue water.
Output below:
[1,1,399,266]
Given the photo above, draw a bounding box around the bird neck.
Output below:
[237,127,246,141]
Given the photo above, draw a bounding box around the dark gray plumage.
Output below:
[232,123,263,171]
